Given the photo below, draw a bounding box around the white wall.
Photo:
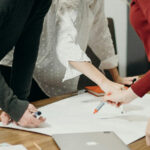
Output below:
[104,0,128,76]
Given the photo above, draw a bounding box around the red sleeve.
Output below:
[131,71,150,97]
[137,0,150,23]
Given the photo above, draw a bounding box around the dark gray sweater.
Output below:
[0,0,51,121]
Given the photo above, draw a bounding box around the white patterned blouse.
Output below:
[0,0,118,97]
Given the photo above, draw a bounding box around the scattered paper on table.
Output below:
[0,144,27,150]
[0,93,150,145]
[0,143,11,147]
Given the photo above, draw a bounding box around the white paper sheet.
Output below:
[0,144,27,150]
[0,93,150,145]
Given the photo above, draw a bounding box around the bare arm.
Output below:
[69,61,124,93]
[107,67,138,86]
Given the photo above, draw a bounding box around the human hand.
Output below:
[102,88,138,105]
[18,104,46,128]
[114,76,139,86]
[0,104,45,128]
[0,112,19,126]
[0,111,11,125]
[100,79,124,93]
[146,119,150,146]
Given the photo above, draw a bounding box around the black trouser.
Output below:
[0,65,48,101]
[0,0,51,121]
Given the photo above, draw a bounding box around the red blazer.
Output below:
[130,0,150,97]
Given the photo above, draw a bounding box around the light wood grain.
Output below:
[0,92,149,150]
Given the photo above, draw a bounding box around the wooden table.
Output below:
[0,93,149,150]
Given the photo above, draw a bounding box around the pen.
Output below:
[132,78,137,83]
[93,102,105,114]
[93,92,111,114]
[93,79,136,115]
[125,78,137,87]
[120,105,124,114]
[33,111,42,119]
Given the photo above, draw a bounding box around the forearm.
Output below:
[69,61,108,86]
[107,67,119,82]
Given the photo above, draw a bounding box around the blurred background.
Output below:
[105,0,149,77]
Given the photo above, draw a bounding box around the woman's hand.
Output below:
[102,88,138,105]
[107,67,139,86]
[100,79,124,93]
[114,76,139,86]
[146,119,150,146]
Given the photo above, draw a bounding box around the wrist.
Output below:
[127,88,138,101]
[7,96,29,122]
[108,68,120,82]
[113,75,121,82]
[97,77,109,87]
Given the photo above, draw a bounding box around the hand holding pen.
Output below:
[102,78,138,107]
[0,104,45,128]
[93,92,111,114]
[93,78,137,114]
[125,78,137,87]
[18,104,45,128]
[33,111,42,119]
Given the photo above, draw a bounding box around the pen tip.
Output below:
[93,109,98,114]
[37,111,42,115]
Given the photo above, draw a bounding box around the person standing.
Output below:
[0,0,137,98]
[0,0,52,127]
[103,0,150,146]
